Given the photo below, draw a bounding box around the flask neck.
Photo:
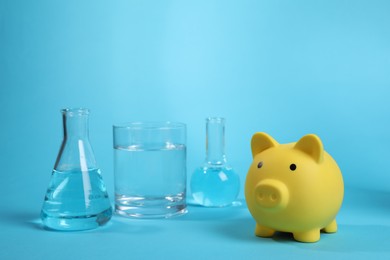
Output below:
[62,108,90,141]
[55,108,96,171]
[205,117,227,165]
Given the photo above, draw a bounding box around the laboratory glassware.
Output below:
[41,108,112,231]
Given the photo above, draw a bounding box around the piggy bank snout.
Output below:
[255,180,289,210]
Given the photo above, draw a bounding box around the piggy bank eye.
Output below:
[290,164,297,171]
[257,161,263,169]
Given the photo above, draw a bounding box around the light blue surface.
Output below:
[1,0,390,259]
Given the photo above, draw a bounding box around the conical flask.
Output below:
[41,108,112,231]
[190,117,240,207]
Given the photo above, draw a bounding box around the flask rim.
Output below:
[113,121,186,130]
[206,117,225,123]
[61,108,90,116]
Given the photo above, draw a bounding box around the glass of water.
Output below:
[113,122,187,218]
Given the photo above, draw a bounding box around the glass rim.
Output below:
[113,121,186,130]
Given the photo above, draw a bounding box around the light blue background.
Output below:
[1,0,390,259]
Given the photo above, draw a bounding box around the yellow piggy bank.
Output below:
[245,132,344,243]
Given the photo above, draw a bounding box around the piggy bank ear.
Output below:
[294,134,324,163]
[251,132,279,157]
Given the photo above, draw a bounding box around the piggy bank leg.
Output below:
[293,229,320,243]
[322,219,337,233]
[255,224,275,237]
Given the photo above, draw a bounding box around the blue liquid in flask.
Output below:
[191,166,240,207]
[41,168,112,231]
